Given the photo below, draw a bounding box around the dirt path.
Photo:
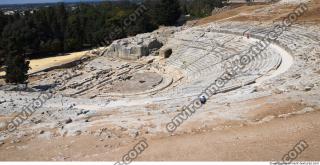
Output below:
[95,110,320,161]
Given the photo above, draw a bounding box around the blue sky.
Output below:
[0,0,103,5]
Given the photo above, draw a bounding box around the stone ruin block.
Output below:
[102,26,181,60]
[104,34,163,60]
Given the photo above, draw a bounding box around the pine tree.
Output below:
[2,18,31,84]
[5,52,30,84]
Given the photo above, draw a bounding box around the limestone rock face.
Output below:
[105,34,163,60]
[104,26,182,60]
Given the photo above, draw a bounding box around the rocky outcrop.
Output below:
[105,37,162,60]
[104,27,181,60]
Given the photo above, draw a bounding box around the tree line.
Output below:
[0,0,223,84]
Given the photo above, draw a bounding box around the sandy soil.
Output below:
[136,111,320,161]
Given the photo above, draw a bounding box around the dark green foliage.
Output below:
[0,1,184,83]
[179,0,223,18]
[5,53,29,84]
[0,11,8,66]
[145,0,181,26]
[1,17,32,84]
[0,2,159,59]
[0,1,183,58]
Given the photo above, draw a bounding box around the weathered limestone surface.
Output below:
[104,27,181,60]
